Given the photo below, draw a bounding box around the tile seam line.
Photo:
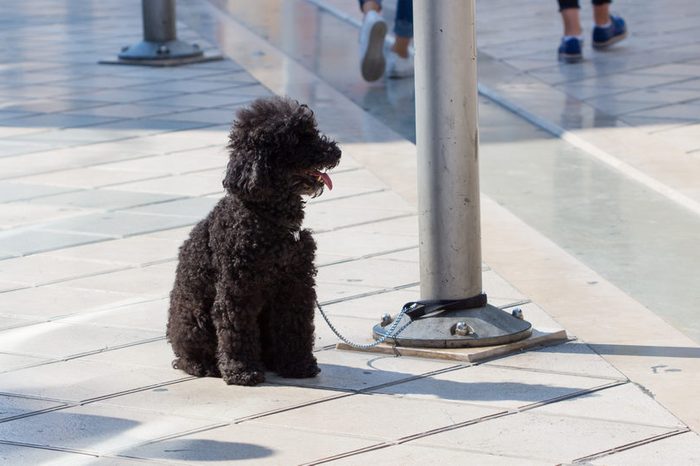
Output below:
[316,244,418,268]
[572,427,692,464]
[477,82,700,219]
[303,0,700,218]
[0,439,99,459]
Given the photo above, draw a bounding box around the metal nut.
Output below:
[511,308,524,320]
[454,321,473,336]
[380,313,393,327]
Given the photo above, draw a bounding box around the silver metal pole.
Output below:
[142,0,177,43]
[105,0,222,66]
[414,0,481,300]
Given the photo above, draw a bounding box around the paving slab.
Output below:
[122,421,377,465]
[0,445,107,466]
[0,403,220,456]
[0,321,161,359]
[96,149,226,175]
[265,349,458,392]
[317,257,419,289]
[41,211,197,238]
[61,299,168,332]
[485,340,626,380]
[413,410,678,464]
[60,262,176,297]
[536,382,684,429]
[329,444,552,465]
[304,191,415,232]
[110,172,225,197]
[590,431,700,465]
[0,181,73,203]
[370,363,614,410]
[99,378,343,423]
[0,285,143,320]
[315,281,387,305]
[0,254,126,286]
[0,203,86,230]
[47,236,181,266]
[82,340,175,371]
[252,392,503,441]
[33,189,180,210]
[0,358,185,402]
[0,394,65,421]
[0,229,106,257]
[123,197,218,218]
[314,226,418,259]
[0,353,52,374]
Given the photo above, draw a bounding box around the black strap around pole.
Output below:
[402,293,488,321]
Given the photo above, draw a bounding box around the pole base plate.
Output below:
[100,40,223,67]
[373,304,532,348]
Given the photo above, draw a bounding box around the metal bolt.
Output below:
[157,45,170,54]
[511,308,524,320]
[380,313,393,327]
[454,321,473,336]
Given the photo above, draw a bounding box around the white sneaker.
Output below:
[359,10,387,82]
[386,50,414,79]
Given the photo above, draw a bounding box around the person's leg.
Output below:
[591,0,627,48]
[386,0,414,78]
[557,0,583,62]
[360,0,381,14]
[592,0,611,26]
[358,0,388,81]
[559,0,582,36]
[391,0,413,57]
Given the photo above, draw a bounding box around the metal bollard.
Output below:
[372,0,532,348]
[102,0,221,66]
[142,0,178,43]
[414,0,482,301]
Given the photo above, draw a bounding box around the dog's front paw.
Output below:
[172,357,220,378]
[277,360,321,379]
[221,368,266,386]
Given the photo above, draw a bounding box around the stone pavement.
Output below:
[0,0,699,464]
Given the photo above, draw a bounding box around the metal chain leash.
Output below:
[315,300,415,349]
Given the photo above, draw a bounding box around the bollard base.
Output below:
[373,303,533,348]
[338,328,569,364]
[340,303,569,363]
[100,40,223,67]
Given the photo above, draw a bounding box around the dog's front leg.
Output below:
[263,230,320,379]
[212,282,266,386]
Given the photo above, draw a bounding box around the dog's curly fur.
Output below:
[166,97,341,386]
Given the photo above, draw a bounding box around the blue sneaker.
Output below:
[558,37,583,63]
[592,15,627,48]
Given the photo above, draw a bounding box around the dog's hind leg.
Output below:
[167,231,219,378]
[168,287,219,377]
[211,283,266,386]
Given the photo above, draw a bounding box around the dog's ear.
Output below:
[222,150,271,196]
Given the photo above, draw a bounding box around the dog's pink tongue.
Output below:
[316,171,333,190]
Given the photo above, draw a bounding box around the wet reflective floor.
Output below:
[187,0,700,344]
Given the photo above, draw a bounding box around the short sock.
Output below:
[563,35,583,41]
[596,21,612,28]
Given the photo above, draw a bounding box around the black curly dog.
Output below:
[167,97,341,386]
